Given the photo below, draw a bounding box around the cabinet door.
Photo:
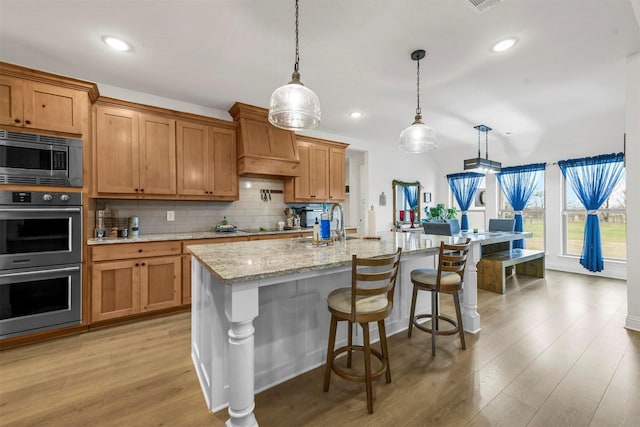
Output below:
[96,106,140,194]
[92,260,140,322]
[140,256,181,312]
[309,143,329,200]
[177,121,209,196]
[329,147,346,201]
[210,126,238,198]
[0,76,24,127]
[22,80,83,134]
[139,113,176,195]
[294,142,312,200]
[181,255,191,305]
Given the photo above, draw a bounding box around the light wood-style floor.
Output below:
[1,270,638,427]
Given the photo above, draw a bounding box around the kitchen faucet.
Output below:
[329,203,345,241]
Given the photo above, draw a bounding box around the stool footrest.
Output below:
[412,313,460,336]
[330,345,387,383]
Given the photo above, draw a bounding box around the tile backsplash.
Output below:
[96,178,296,235]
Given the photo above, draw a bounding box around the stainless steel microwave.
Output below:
[0,130,82,187]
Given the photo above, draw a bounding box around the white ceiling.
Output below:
[1,0,639,159]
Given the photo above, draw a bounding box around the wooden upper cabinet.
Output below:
[138,113,176,195]
[285,136,348,203]
[210,126,238,198]
[228,102,300,177]
[95,104,176,196]
[96,105,140,194]
[0,75,85,134]
[177,121,209,196]
[329,146,346,201]
[293,140,328,201]
[0,76,23,127]
[176,120,238,200]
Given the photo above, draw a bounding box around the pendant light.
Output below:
[463,124,502,173]
[399,49,437,153]
[268,0,321,130]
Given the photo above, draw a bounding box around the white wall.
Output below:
[625,52,640,331]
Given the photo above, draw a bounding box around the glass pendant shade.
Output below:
[268,73,321,130]
[399,115,437,153]
[268,0,320,131]
[398,49,437,153]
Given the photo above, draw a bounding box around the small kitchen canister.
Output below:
[129,216,140,237]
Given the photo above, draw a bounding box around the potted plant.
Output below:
[423,204,460,235]
[424,203,457,221]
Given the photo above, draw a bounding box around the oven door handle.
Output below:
[0,207,81,213]
[0,266,80,278]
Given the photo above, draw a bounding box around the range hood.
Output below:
[229,102,301,178]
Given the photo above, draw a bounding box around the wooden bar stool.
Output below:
[323,248,402,414]
[408,239,471,356]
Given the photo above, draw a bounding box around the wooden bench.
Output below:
[477,249,545,294]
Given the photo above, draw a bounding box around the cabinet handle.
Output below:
[14,118,21,124]
[134,188,139,192]
[138,249,143,252]
[25,120,31,125]
[329,196,333,199]
[135,263,140,267]
[140,189,144,192]
[141,262,146,266]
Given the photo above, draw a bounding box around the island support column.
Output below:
[225,283,259,427]
[462,242,482,333]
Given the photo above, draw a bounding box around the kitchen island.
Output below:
[188,230,531,427]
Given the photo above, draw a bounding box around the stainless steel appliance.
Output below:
[298,206,324,228]
[0,130,82,187]
[0,190,82,269]
[0,190,82,339]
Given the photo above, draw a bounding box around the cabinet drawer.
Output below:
[91,241,182,262]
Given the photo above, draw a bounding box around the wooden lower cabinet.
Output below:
[91,259,140,322]
[90,241,182,323]
[181,255,191,305]
[140,256,181,312]
[91,255,181,322]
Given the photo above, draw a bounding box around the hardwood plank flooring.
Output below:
[1,270,638,426]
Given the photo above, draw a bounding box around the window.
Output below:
[499,171,545,250]
[564,171,626,260]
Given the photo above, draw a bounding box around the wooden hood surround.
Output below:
[228,102,301,178]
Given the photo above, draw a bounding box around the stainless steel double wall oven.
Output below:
[0,190,83,339]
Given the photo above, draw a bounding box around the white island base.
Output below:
[189,231,530,426]
[191,254,432,426]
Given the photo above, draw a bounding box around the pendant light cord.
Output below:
[294,0,300,73]
[477,128,481,158]
[415,58,421,116]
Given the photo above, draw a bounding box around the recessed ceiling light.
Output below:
[505,131,512,135]
[102,35,132,52]
[348,111,363,119]
[491,37,518,52]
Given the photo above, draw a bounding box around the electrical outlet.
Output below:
[167,211,175,222]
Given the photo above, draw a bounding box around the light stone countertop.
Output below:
[187,230,532,284]
[86,227,357,245]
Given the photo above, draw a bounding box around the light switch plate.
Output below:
[167,211,175,222]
